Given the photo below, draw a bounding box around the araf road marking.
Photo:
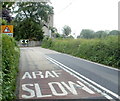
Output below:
[46,56,115,100]
[22,70,61,79]
[22,72,32,79]
[32,71,44,79]
[21,81,95,99]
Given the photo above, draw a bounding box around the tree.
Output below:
[2,2,15,23]
[49,27,61,38]
[109,30,120,36]
[62,25,71,36]
[67,35,74,39]
[14,18,44,41]
[80,29,94,39]
[50,27,57,34]
[94,30,108,38]
[77,35,81,38]
[14,2,54,41]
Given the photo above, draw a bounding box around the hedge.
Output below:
[1,34,20,101]
[42,36,119,69]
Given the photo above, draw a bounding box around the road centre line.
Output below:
[46,56,120,100]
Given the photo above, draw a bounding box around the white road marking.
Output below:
[58,52,120,71]
[61,81,95,95]
[21,81,96,98]
[45,71,56,78]
[48,82,68,96]
[46,56,119,100]
[34,83,52,98]
[22,71,61,79]
[52,71,61,77]
[22,84,35,98]
[22,72,32,79]
[32,71,44,79]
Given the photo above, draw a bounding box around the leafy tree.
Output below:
[50,27,57,34]
[94,30,108,38]
[49,27,61,38]
[14,18,44,41]
[67,35,74,39]
[109,30,120,36]
[52,32,60,38]
[14,2,54,41]
[2,2,15,23]
[77,35,80,38]
[80,29,95,39]
[15,2,53,24]
[62,25,71,36]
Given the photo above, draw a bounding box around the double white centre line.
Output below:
[46,56,120,100]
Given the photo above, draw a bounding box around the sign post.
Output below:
[1,25,13,37]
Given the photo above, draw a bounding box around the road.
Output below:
[17,47,120,100]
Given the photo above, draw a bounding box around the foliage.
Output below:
[14,18,44,41]
[62,25,72,36]
[2,2,15,23]
[94,30,108,38]
[0,18,7,25]
[42,36,119,69]
[42,36,53,48]
[67,35,74,39]
[2,2,15,9]
[50,27,57,34]
[80,29,95,39]
[78,29,119,39]
[2,34,20,101]
[14,2,54,41]
[52,32,61,38]
[0,35,2,101]
[109,30,120,35]
[49,27,60,38]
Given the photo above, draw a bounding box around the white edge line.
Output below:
[56,51,120,71]
[46,56,114,100]
[46,56,120,100]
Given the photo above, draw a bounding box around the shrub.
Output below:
[42,36,119,69]
[2,34,20,101]
[42,37,53,48]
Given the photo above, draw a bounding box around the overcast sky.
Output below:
[50,0,119,36]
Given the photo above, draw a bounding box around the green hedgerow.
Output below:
[2,34,20,101]
[42,36,119,69]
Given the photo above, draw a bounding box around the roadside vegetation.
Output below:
[42,35,119,69]
[2,34,20,101]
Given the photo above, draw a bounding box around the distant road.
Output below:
[18,47,120,100]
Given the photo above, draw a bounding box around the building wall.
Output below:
[43,14,54,37]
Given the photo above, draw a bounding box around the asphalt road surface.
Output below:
[17,47,120,101]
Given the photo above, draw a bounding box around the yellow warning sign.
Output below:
[1,25,13,33]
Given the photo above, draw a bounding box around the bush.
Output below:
[42,37,53,48]
[2,34,20,101]
[42,36,119,69]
